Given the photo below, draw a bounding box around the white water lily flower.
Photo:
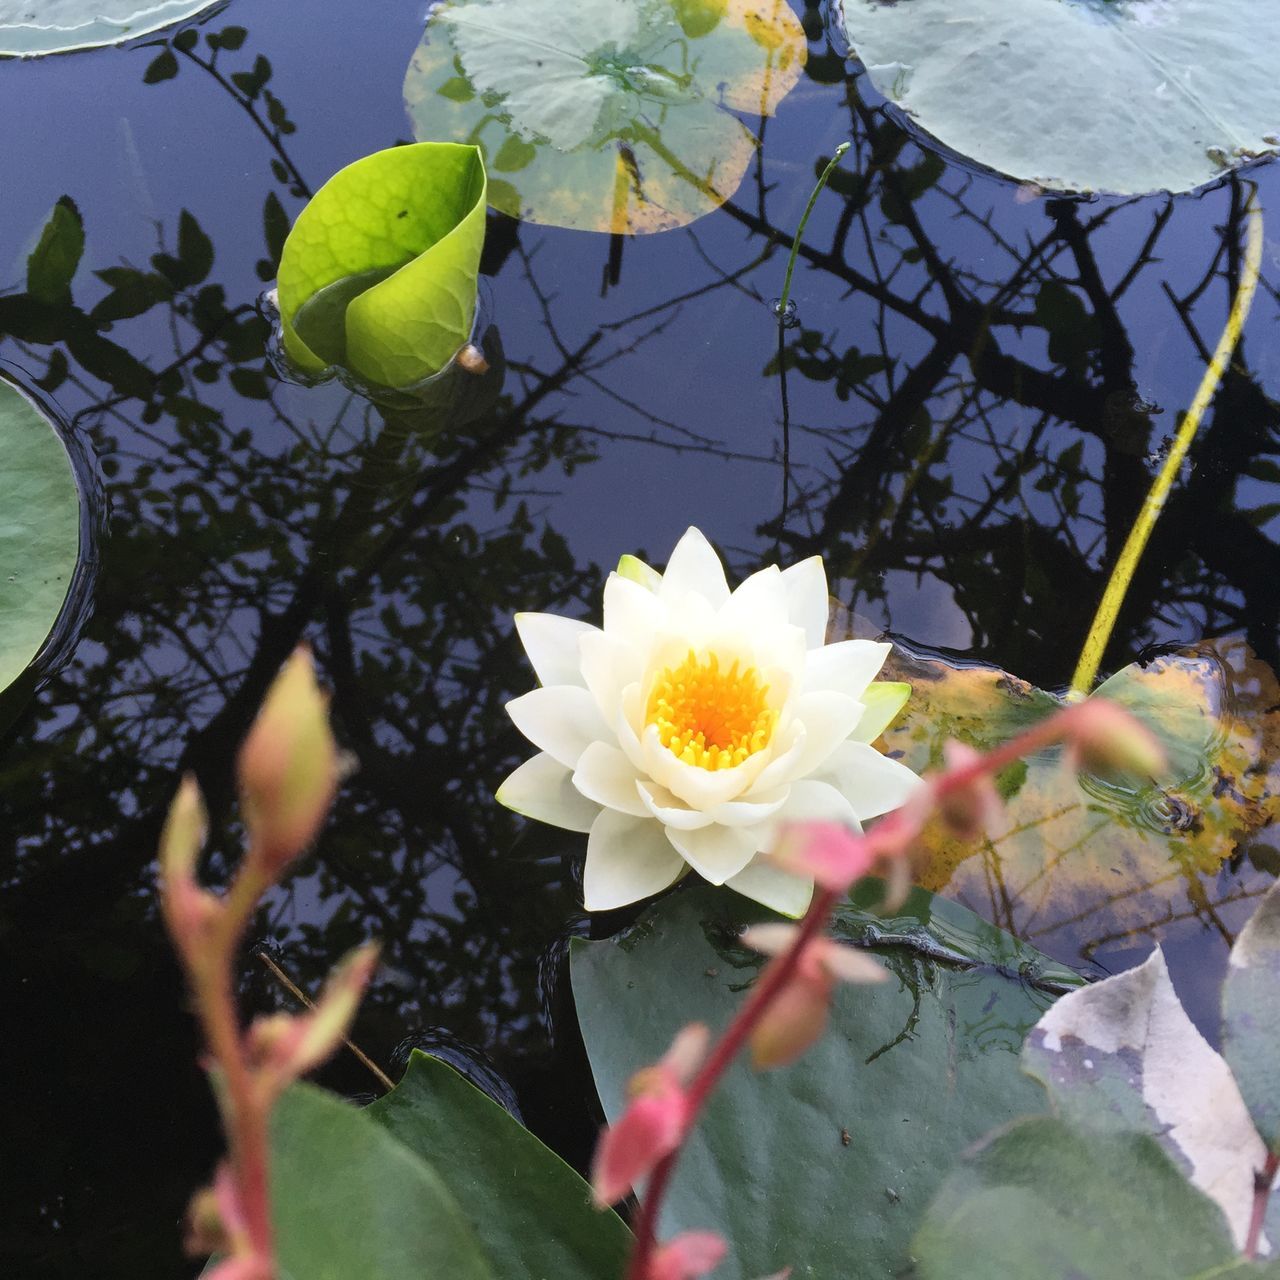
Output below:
[496,527,922,916]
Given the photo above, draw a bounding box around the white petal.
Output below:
[506,685,610,770]
[658,527,729,608]
[852,681,912,743]
[616,684,650,774]
[583,810,687,911]
[572,741,648,817]
[719,565,785,630]
[707,788,790,827]
[726,858,814,918]
[769,778,861,830]
[602,572,667,645]
[579,630,643,722]
[496,753,600,833]
[782,691,867,780]
[750,722,807,793]
[803,639,891,699]
[637,779,715,830]
[615,553,661,592]
[667,822,761,884]
[817,741,925,821]
[780,554,829,647]
[514,612,594,688]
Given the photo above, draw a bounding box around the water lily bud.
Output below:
[934,740,1004,840]
[237,646,337,876]
[648,1231,728,1280]
[1067,698,1167,780]
[591,1024,705,1206]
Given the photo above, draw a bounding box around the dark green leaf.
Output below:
[143,48,179,82]
[27,197,84,304]
[90,267,173,323]
[368,1051,631,1280]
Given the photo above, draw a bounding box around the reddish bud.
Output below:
[158,775,222,960]
[1066,698,1167,780]
[742,928,885,1070]
[769,822,876,892]
[238,646,338,875]
[591,1024,707,1206]
[204,1257,271,1280]
[648,1231,728,1280]
[934,740,1004,840]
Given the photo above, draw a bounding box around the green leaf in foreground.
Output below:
[913,1117,1246,1280]
[368,1050,631,1280]
[27,197,84,305]
[270,1082,494,1280]
[277,142,487,389]
[841,0,1280,195]
[0,381,80,697]
[0,0,220,55]
[573,883,1075,1280]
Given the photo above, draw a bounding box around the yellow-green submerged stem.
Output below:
[1069,189,1263,697]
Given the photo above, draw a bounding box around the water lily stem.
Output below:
[1069,189,1262,697]
[778,142,851,319]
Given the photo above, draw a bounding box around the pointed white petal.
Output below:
[617,684,650,773]
[602,572,667,645]
[707,788,790,827]
[506,686,610,770]
[637,779,715,830]
[726,859,814,918]
[496,753,600,833]
[579,630,642,722]
[769,778,861,830]
[803,639,891,699]
[817,741,925,821]
[719,565,785,630]
[780,555,829,647]
[583,810,687,911]
[616,553,661,592]
[750,722,807,793]
[572,741,648,817]
[783,691,867,780]
[513,612,594,688]
[667,822,761,884]
[852,681,912,743]
[658,527,729,608]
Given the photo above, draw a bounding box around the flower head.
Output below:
[498,528,922,915]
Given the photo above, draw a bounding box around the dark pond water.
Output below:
[3,0,1280,1274]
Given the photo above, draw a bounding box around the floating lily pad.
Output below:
[875,636,1280,966]
[841,0,1280,194]
[0,0,221,56]
[404,0,806,233]
[0,380,80,696]
[277,143,488,389]
[573,883,1077,1280]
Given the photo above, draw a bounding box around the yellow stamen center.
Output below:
[646,650,777,771]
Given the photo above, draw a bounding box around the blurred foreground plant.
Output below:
[591,696,1165,1280]
[159,647,377,1280]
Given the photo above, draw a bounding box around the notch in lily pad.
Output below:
[276,142,488,392]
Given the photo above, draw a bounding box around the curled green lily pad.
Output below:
[404,0,806,233]
[278,142,487,389]
[0,380,80,696]
[842,0,1280,194]
[0,0,221,55]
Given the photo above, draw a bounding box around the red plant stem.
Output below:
[620,700,1109,1280]
[1245,1150,1280,1260]
[624,886,839,1280]
[192,865,275,1264]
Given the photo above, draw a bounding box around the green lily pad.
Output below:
[0,0,221,55]
[404,0,806,233]
[270,1082,494,1280]
[368,1051,631,1280]
[572,882,1076,1280]
[0,380,80,696]
[913,1117,1251,1280]
[876,636,1280,967]
[841,0,1280,194]
[277,142,487,389]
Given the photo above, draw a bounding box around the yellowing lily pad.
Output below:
[403,0,806,233]
[0,0,221,55]
[841,0,1280,195]
[876,636,1280,965]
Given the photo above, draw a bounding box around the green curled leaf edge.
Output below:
[278,142,488,390]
